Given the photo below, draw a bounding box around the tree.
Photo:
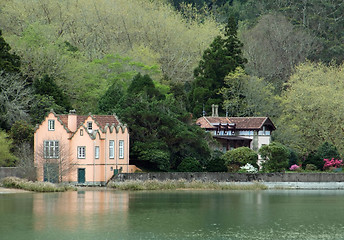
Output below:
[106,73,211,171]
[276,62,344,155]
[303,142,341,170]
[9,120,34,148]
[0,29,20,73]
[0,72,33,130]
[259,142,289,172]
[0,130,17,167]
[220,67,280,117]
[222,147,258,172]
[205,150,227,172]
[189,15,247,116]
[14,142,36,181]
[241,13,319,92]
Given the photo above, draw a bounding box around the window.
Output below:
[80,129,83,136]
[48,120,55,131]
[95,146,99,159]
[109,140,114,159]
[44,141,59,158]
[87,122,92,131]
[119,140,124,159]
[78,146,86,159]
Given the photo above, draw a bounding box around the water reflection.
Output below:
[33,190,129,232]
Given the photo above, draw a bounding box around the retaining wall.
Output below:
[113,172,344,182]
[0,167,23,179]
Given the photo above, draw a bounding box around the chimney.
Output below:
[212,104,219,117]
[68,109,77,132]
[215,105,218,117]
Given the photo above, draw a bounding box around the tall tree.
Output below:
[189,16,247,117]
[0,30,20,73]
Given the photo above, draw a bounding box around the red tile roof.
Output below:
[196,116,275,130]
[56,114,121,132]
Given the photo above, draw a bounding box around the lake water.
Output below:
[1,189,344,240]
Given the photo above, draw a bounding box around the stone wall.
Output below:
[113,172,344,182]
[0,167,23,179]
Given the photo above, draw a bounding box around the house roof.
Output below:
[56,114,121,133]
[196,116,276,130]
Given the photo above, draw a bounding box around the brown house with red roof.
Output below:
[34,110,136,185]
[196,105,276,153]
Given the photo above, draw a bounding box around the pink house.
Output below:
[34,110,135,185]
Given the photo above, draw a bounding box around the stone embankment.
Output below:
[112,172,344,189]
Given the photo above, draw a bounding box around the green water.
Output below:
[1,190,344,240]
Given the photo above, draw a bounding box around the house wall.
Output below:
[34,112,131,185]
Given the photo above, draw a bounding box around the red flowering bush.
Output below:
[323,158,343,170]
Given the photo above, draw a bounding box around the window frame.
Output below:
[48,120,55,131]
[119,140,124,159]
[109,140,114,159]
[77,146,86,159]
[95,146,99,159]
[43,140,59,159]
[87,121,93,131]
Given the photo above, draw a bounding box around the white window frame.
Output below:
[95,146,99,159]
[48,120,55,131]
[77,146,86,159]
[87,122,92,131]
[109,140,114,159]
[119,140,124,159]
[44,140,59,158]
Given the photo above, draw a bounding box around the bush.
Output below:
[1,177,76,192]
[305,164,317,171]
[222,147,258,172]
[177,157,203,172]
[303,142,341,170]
[259,142,289,172]
[205,151,227,172]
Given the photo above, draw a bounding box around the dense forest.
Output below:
[0,0,343,171]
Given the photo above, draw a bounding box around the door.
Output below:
[78,168,85,184]
[44,163,59,183]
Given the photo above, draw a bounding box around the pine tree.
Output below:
[189,16,247,117]
[0,30,20,73]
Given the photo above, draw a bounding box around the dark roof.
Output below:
[57,114,120,132]
[213,136,252,141]
[196,116,276,130]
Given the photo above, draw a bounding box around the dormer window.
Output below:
[48,120,55,131]
[87,122,92,132]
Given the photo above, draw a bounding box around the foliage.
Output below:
[289,164,300,171]
[1,177,76,192]
[189,16,247,116]
[177,157,203,172]
[0,72,33,130]
[241,13,319,92]
[104,73,211,171]
[239,163,258,173]
[305,164,317,171]
[205,151,227,172]
[108,179,268,190]
[9,120,34,148]
[220,67,279,117]
[323,158,343,171]
[0,130,17,167]
[222,147,258,171]
[0,29,20,73]
[259,142,289,172]
[276,62,344,155]
[33,75,72,112]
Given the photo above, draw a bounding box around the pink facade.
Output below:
[34,110,135,185]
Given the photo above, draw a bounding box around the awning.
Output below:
[213,136,252,142]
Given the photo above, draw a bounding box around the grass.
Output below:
[1,177,77,192]
[107,179,268,191]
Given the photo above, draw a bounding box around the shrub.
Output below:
[305,164,317,171]
[259,142,289,172]
[239,163,258,173]
[222,147,258,172]
[323,158,343,170]
[289,164,301,171]
[303,142,341,170]
[205,151,227,172]
[177,157,203,172]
